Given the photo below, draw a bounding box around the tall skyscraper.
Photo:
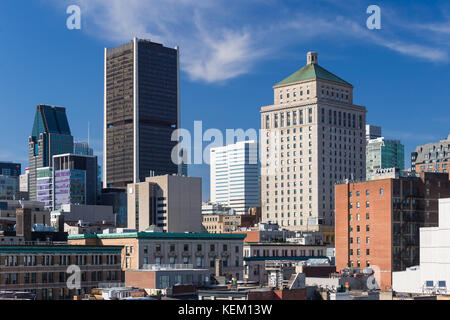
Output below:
[210,140,260,215]
[104,38,180,189]
[260,52,366,238]
[366,137,405,180]
[28,105,73,201]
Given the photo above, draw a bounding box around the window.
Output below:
[366,201,370,208]
[380,188,384,195]
[160,275,170,289]
[196,257,203,268]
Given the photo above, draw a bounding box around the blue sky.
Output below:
[1,0,450,200]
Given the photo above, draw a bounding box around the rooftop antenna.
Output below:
[88,121,90,147]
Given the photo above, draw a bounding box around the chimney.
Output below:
[16,208,32,241]
[307,51,318,65]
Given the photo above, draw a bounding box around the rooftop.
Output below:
[274,53,352,87]
[68,232,247,241]
[0,245,123,254]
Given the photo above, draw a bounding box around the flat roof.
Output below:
[245,242,327,247]
[0,245,123,254]
[68,232,247,241]
[244,256,329,262]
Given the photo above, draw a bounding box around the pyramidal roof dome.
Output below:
[274,52,352,87]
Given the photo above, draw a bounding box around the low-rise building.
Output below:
[50,203,115,226]
[393,198,450,295]
[68,230,246,280]
[0,200,49,226]
[125,264,209,295]
[243,242,329,285]
[0,244,123,300]
[411,134,450,174]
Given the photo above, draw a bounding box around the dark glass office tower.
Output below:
[28,105,74,201]
[104,38,180,188]
[0,162,21,177]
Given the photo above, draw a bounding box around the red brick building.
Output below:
[335,172,450,290]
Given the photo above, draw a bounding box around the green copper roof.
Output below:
[275,63,352,87]
[69,232,247,241]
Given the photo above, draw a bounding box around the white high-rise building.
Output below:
[210,140,260,215]
[260,52,366,236]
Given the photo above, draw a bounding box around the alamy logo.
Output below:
[66,265,81,290]
[366,265,381,290]
[66,5,81,30]
[366,5,381,30]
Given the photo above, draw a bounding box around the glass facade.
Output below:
[0,162,21,177]
[74,142,94,156]
[28,105,73,201]
[53,154,98,210]
[366,138,405,180]
[54,169,86,209]
[0,175,19,200]
[105,39,179,188]
[36,167,53,209]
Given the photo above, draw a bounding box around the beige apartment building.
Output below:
[127,174,202,233]
[202,214,241,233]
[260,52,366,239]
[69,231,246,280]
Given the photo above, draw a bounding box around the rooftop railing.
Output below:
[142,264,194,271]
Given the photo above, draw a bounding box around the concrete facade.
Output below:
[261,52,366,237]
[127,174,202,233]
[243,242,329,284]
[68,231,246,280]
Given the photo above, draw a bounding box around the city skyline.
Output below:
[1,1,450,201]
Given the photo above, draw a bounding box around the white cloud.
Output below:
[53,0,450,83]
